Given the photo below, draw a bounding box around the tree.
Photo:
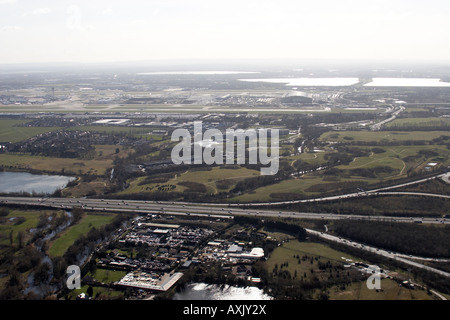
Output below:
[87,286,94,298]
[17,231,25,249]
[318,291,329,300]
[34,262,51,285]
[0,207,9,217]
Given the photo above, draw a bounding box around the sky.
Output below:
[1,0,450,65]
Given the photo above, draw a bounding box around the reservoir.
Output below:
[239,77,360,86]
[173,283,273,300]
[364,78,450,87]
[0,171,75,195]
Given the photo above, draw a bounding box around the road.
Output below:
[306,228,450,278]
[370,105,405,131]
[3,195,444,278]
[0,172,448,222]
[442,171,450,184]
[0,195,448,225]
[1,180,449,280]
[232,171,450,207]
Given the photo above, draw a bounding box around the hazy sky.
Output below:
[1,0,450,64]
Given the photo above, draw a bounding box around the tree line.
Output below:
[330,220,450,258]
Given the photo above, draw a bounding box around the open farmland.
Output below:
[0,153,114,175]
[320,130,450,143]
[0,119,61,143]
[386,117,450,128]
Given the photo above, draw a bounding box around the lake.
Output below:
[173,283,273,300]
[137,71,260,75]
[364,78,450,87]
[239,77,360,86]
[0,171,75,194]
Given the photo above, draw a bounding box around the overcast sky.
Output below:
[1,0,450,65]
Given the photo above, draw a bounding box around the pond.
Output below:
[0,171,75,195]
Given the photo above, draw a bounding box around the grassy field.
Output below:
[0,208,42,246]
[0,144,130,175]
[88,267,127,283]
[0,119,60,143]
[320,130,450,143]
[232,143,449,202]
[121,166,261,195]
[386,117,450,128]
[69,125,161,137]
[328,278,433,300]
[231,175,376,202]
[265,240,364,273]
[0,153,114,175]
[285,152,328,167]
[65,284,124,300]
[48,212,116,256]
[264,239,433,300]
[335,145,448,172]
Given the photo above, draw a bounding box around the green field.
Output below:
[386,117,450,128]
[266,240,363,269]
[320,130,450,143]
[0,143,130,176]
[328,278,433,300]
[0,208,41,246]
[232,142,449,202]
[48,212,116,256]
[0,153,114,175]
[69,125,162,137]
[0,119,60,143]
[121,166,261,195]
[264,239,433,300]
[65,284,124,300]
[88,267,127,283]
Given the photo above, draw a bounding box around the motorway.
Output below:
[0,191,448,225]
[0,171,449,222]
[1,173,449,279]
[1,194,449,279]
[307,229,450,279]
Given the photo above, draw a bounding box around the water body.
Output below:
[137,71,260,75]
[0,171,75,194]
[173,283,273,300]
[239,77,360,86]
[364,78,450,87]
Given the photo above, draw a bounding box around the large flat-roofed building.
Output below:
[118,271,184,292]
[227,244,243,253]
[239,247,264,259]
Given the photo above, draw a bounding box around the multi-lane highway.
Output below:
[306,229,450,279]
[1,173,449,279]
[0,193,448,225]
[1,172,448,214]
